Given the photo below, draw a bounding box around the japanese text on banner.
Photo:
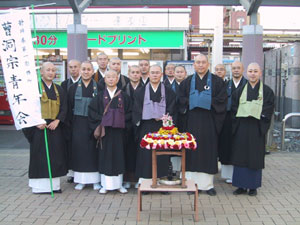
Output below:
[0,8,45,130]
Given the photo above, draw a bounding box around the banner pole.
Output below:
[31,4,54,198]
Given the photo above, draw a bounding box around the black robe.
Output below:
[67,81,100,172]
[60,77,79,171]
[165,79,186,131]
[140,77,149,86]
[133,83,176,179]
[178,71,227,174]
[61,78,74,93]
[23,81,67,179]
[164,78,179,93]
[218,77,247,165]
[231,82,274,170]
[93,69,105,83]
[88,89,132,176]
[98,74,130,91]
[124,82,143,173]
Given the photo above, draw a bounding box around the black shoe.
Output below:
[265,151,271,155]
[187,191,194,195]
[206,188,217,196]
[67,177,74,183]
[142,191,150,195]
[248,189,257,196]
[161,191,170,195]
[54,189,62,193]
[233,188,247,195]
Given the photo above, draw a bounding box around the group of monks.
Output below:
[23,52,274,197]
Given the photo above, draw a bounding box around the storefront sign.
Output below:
[33,31,184,49]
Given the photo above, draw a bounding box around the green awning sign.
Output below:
[33,31,184,49]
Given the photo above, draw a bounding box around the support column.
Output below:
[242,25,263,71]
[211,6,223,71]
[67,24,88,74]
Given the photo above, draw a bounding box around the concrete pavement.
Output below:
[1,126,300,224]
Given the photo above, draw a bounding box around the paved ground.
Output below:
[1,126,300,225]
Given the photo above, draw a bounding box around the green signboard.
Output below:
[33,31,184,49]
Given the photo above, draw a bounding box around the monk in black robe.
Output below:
[61,59,81,92]
[67,61,101,191]
[60,59,81,183]
[178,54,227,196]
[170,65,188,173]
[133,65,176,185]
[231,63,274,196]
[89,70,132,194]
[98,57,129,91]
[139,59,150,85]
[93,52,109,83]
[218,61,247,184]
[123,65,143,189]
[23,62,67,194]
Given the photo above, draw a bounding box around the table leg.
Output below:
[181,149,186,188]
[194,184,199,222]
[137,186,141,221]
[151,150,157,188]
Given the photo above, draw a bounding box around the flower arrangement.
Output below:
[140,114,197,150]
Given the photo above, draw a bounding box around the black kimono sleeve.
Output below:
[231,84,244,136]
[211,75,228,134]
[177,77,191,115]
[88,91,104,132]
[165,85,177,118]
[56,84,68,123]
[122,91,132,128]
[132,86,145,125]
[259,85,275,135]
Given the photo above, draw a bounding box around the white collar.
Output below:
[42,79,52,89]
[150,83,159,93]
[233,78,242,88]
[168,77,175,84]
[131,82,139,90]
[71,76,80,83]
[142,77,148,83]
[99,68,108,77]
[107,87,117,99]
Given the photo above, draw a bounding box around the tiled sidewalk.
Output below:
[1,149,300,225]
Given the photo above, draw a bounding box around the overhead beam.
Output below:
[79,0,92,12]
[0,0,300,8]
[239,0,250,11]
[68,0,80,13]
[248,0,262,15]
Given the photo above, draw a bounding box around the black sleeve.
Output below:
[231,85,243,135]
[178,77,191,114]
[122,92,132,128]
[88,93,104,132]
[132,86,145,125]
[66,83,76,127]
[98,79,106,91]
[22,127,35,143]
[60,80,68,93]
[211,76,228,134]
[56,85,68,123]
[165,86,177,118]
[259,85,275,135]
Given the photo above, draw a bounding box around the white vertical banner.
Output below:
[0,8,45,130]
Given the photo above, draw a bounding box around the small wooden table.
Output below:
[137,179,199,221]
[151,148,187,188]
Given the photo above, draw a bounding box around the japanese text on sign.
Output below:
[0,8,45,130]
